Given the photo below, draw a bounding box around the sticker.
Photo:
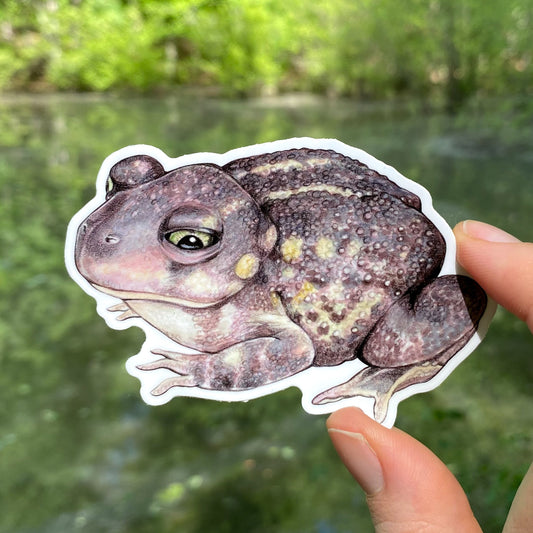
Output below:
[65,138,495,427]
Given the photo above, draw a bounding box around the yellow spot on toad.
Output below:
[253,161,303,174]
[292,281,316,305]
[281,236,303,263]
[346,239,362,257]
[349,292,383,322]
[263,183,356,202]
[282,267,295,279]
[235,253,260,279]
[315,237,335,259]
[261,225,278,251]
[270,291,284,310]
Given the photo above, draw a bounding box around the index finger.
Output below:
[453,220,533,332]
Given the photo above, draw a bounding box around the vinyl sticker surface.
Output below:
[66,138,494,426]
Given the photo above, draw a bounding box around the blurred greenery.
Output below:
[0,93,531,533]
[1,0,533,109]
[0,2,532,532]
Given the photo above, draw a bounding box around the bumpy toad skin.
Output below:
[74,147,487,421]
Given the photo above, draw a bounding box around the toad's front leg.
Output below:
[138,325,315,396]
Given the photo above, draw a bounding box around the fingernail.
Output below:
[462,220,520,243]
[328,429,384,495]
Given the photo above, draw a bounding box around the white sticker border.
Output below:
[65,138,496,427]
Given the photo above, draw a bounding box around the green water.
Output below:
[0,94,531,533]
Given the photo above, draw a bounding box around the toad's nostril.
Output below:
[104,234,120,244]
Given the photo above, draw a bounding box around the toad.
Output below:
[72,141,488,422]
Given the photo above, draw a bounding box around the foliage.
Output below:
[0,0,532,106]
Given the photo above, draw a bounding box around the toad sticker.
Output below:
[65,138,494,426]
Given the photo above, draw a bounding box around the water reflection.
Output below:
[0,95,531,533]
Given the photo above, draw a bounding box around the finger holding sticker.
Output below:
[65,138,494,426]
[455,220,533,333]
[327,222,533,533]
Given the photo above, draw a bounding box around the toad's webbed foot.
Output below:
[313,363,443,422]
[138,350,210,394]
[107,302,139,321]
[139,349,209,375]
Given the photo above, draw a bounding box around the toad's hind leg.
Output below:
[313,275,487,422]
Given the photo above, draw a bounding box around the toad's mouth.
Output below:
[91,283,227,309]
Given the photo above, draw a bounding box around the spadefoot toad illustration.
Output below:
[67,139,490,424]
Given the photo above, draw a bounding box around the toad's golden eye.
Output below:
[106,176,114,194]
[166,229,220,251]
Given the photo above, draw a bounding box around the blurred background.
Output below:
[0,1,532,532]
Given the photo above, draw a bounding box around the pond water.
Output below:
[0,94,531,533]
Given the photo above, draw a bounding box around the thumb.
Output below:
[327,407,482,533]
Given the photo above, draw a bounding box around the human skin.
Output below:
[327,220,533,533]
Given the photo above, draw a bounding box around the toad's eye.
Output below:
[165,229,220,250]
[106,176,114,195]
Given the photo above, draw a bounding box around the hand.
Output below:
[327,220,533,532]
